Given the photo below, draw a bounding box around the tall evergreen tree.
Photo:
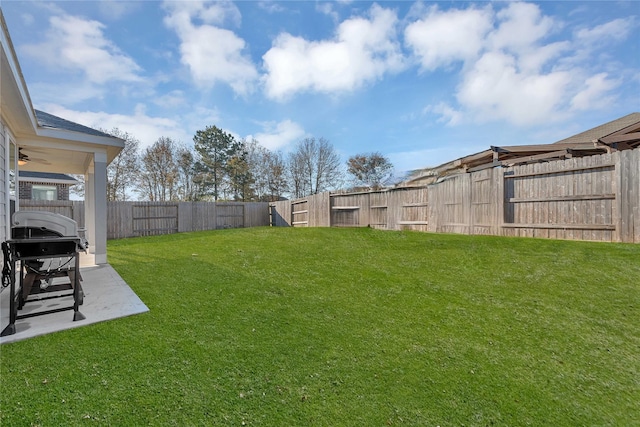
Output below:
[193,125,240,201]
[227,147,255,201]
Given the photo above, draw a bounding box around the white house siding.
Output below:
[0,119,6,245]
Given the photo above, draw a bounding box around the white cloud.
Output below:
[423,103,463,126]
[488,2,558,53]
[23,14,143,84]
[247,120,306,151]
[316,2,339,23]
[258,1,285,14]
[409,2,632,127]
[21,13,35,26]
[404,5,493,71]
[262,4,405,100]
[163,1,257,95]
[97,0,140,20]
[153,90,187,109]
[517,41,570,74]
[457,51,572,126]
[29,81,106,106]
[559,17,638,74]
[575,17,635,45]
[570,73,619,111]
[41,104,196,148]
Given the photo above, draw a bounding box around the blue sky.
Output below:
[2,0,639,173]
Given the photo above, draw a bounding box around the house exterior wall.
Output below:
[0,120,6,245]
[18,181,70,200]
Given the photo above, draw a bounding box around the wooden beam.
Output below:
[495,143,597,153]
[503,150,570,166]
[502,223,615,230]
[456,149,494,164]
[467,161,503,173]
[601,131,640,144]
[508,194,616,203]
[503,163,615,179]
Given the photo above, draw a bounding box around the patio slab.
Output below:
[0,260,148,344]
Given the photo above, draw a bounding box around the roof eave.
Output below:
[0,10,38,134]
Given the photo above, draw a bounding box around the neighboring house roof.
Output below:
[34,110,113,139]
[402,112,640,186]
[18,171,79,185]
[554,112,640,145]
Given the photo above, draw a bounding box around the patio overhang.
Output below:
[14,126,124,265]
[1,11,124,265]
[13,130,123,175]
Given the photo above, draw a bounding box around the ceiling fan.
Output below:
[18,147,51,166]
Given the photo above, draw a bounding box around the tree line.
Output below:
[96,125,396,202]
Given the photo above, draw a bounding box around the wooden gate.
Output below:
[132,204,178,236]
[215,203,244,229]
[291,200,309,227]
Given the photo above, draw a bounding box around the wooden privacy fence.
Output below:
[270,148,640,243]
[18,200,270,239]
[18,200,86,228]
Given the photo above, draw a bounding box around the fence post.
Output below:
[178,202,190,233]
[495,168,504,236]
[615,151,628,242]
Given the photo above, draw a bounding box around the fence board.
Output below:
[269,148,639,244]
[291,199,309,227]
[132,203,179,236]
[269,200,291,227]
[309,192,331,227]
[19,200,85,228]
[21,200,270,239]
[369,191,388,229]
[331,193,368,227]
[399,187,429,232]
[501,153,618,242]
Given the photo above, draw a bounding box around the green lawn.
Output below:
[1,227,639,426]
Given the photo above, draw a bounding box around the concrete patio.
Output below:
[0,254,148,344]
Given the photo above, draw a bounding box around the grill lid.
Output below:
[12,211,79,238]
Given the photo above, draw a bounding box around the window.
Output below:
[32,185,57,201]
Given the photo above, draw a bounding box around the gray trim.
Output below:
[34,110,113,138]
[18,171,78,184]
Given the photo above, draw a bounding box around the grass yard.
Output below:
[1,227,639,426]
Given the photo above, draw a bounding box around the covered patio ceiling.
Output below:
[16,124,123,175]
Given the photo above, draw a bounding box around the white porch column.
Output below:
[85,152,108,264]
[85,167,95,255]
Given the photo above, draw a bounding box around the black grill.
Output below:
[1,211,86,337]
